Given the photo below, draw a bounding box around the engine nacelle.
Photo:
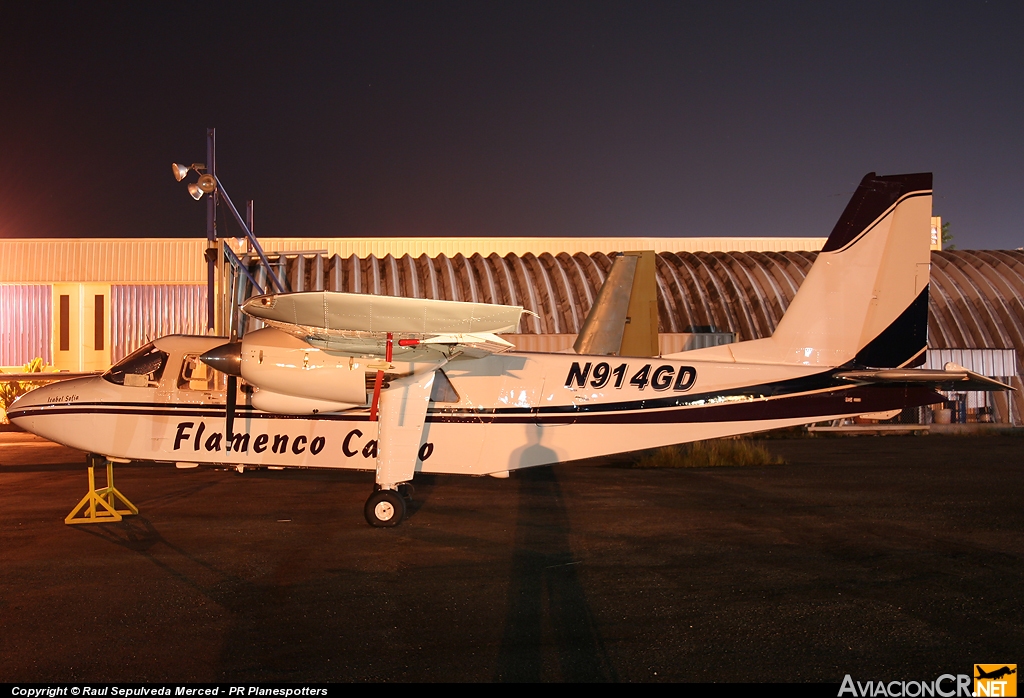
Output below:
[250,388,361,415]
[240,328,369,405]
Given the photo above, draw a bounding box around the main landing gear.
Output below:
[364,488,405,527]
[364,483,416,527]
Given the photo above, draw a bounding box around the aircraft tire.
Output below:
[398,483,415,501]
[365,489,406,527]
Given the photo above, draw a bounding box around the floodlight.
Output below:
[196,174,217,194]
[188,183,204,200]
[172,163,190,182]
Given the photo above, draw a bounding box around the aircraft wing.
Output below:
[835,364,1015,392]
[241,291,524,359]
[243,291,523,334]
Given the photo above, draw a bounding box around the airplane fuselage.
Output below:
[9,172,951,527]
[10,334,938,475]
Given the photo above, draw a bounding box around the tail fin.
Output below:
[773,172,932,367]
[711,172,932,368]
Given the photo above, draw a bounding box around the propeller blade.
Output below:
[203,341,241,450]
[225,374,237,449]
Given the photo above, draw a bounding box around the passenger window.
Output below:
[178,354,228,392]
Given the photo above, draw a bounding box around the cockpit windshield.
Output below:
[103,343,169,387]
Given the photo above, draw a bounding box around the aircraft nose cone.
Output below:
[5,376,97,445]
[201,341,242,377]
[6,381,52,421]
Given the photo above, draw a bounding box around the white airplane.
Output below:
[10,172,1009,526]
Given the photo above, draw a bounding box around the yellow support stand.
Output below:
[65,456,138,525]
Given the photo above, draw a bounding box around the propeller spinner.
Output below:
[201,341,242,451]
[200,341,242,377]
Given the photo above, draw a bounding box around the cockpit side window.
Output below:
[429,369,460,403]
[178,354,228,392]
[103,344,169,387]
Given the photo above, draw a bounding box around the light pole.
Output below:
[172,129,289,333]
[205,128,217,330]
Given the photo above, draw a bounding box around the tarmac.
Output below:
[0,430,1021,683]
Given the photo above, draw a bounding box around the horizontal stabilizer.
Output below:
[836,364,1014,392]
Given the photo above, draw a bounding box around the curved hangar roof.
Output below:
[250,249,1024,355]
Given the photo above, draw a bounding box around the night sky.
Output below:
[2,2,1022,249]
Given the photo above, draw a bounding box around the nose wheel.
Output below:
[364,489,406,527]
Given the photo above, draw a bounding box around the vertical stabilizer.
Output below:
[752,172,933,368]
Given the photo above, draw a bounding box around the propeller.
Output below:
[225,373,238,448]
[201,340,242,450]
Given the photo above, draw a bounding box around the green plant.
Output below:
[941,221,955,250]
[0,357,47,424]
[631,438,785,468]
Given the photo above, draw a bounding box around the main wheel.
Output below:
[364,489,406,527]
[397,483,415,501]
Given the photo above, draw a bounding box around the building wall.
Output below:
[0,237,831,284]
[3,239,1022,394]
[0,239,209,284]
[111,285,208,363]
[0,285,52,366]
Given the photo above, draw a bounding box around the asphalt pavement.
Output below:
[0,432,1021,682]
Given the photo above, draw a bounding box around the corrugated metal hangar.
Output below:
[2,235,1022,421]
[0,236,828,368]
